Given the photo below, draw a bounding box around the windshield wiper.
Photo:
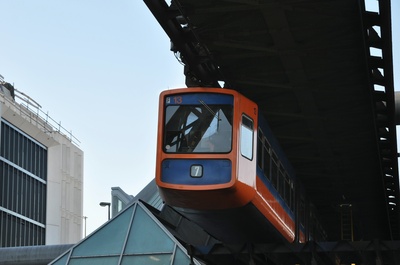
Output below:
[199,99,220,120]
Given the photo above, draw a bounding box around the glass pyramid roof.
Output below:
[50,201,201,265]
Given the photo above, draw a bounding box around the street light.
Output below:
[99,202,111,220]
[83,216,87,237]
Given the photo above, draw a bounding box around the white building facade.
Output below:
[0,80,83,246]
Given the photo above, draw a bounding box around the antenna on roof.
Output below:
[14,88,42,109]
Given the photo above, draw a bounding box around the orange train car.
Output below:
[155,87,325,243]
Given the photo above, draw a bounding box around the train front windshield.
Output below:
[164,93,233,153]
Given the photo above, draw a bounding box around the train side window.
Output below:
[263,141,271,179]
[271,152,278,188]
[299,197,306,228]
[291,183,295,212]
[240,115,253,160]
[257,129,263,169]
[284,174,291,207]
[278,165,285,196]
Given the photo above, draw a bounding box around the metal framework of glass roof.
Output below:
[49,201,201,265]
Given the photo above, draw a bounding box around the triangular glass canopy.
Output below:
[50,201,200,265]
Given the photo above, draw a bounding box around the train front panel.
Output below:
[156,88,256,210]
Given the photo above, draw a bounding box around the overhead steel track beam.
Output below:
[143,0,400,245]
[144,0,223,87]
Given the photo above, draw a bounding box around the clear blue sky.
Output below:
[0,0,185,234]
[0,0,398,235]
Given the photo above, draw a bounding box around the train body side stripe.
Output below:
[255,167,295,219]
[253,175,296,242]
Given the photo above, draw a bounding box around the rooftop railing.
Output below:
[0,80,80,146]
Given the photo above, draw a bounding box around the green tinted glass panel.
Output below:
[124,206,174,254]
[173,247,191,263]
[69,257,119,265]
[121,254,172,265]
[72,206,134,256]
[50,252,70,265]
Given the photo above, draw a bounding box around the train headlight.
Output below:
[190,165,203,178]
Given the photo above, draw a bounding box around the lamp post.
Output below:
[99,202,111,220]
[83,216,87,237]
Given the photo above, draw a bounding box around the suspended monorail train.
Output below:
[155,87,325,243]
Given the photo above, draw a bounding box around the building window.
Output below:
[0,119,47,247]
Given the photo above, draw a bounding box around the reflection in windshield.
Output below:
[164,101,233,153]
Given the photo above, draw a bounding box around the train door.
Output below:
[236,95,258,188]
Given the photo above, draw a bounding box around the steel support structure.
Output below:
[361,0,400,240]
[189,240,400,265]
[144,0,400,263]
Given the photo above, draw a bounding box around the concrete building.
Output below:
[0,77,84,247]
[111,187,134,218]
[110,179,163,218]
